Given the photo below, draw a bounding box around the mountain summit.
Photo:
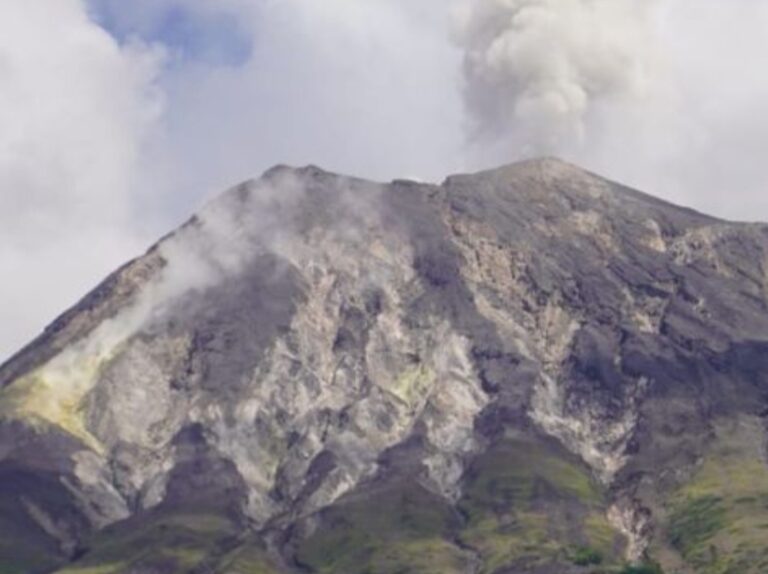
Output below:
[2,159,768,574]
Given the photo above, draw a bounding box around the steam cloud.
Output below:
[456,0,658,152]
[2,0,768,362]
[455,0,768,223]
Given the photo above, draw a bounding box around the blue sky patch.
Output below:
[87,0,252,67]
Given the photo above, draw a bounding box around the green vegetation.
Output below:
[0,471,80,574]
[295,435,630,574]
[618,562,664,574]
[54,517,286,574]
[4,433,632,574]
[296,479,468,574]
[9,421,768,574]
[55,565,127,574]
[457,436,622,573]
[571,545,604,566]
[55,505,242,574]
[660,418,768,573]
[214,542,284,574]
[0,539,61,574]
[668,495,726,555]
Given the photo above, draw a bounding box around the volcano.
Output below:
[2,158,768,574]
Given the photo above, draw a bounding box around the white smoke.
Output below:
[455,0,659,152]
[454,0,768,221]
[138,166,383,333]
[3,0,768,365]
[154,170,309,298]
[0,0,165,360]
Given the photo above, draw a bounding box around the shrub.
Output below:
[619,561,664,574]
[571,546,603,566]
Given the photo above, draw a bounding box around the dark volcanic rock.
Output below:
[2,158,768,574]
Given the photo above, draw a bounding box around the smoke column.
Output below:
[456,0,658,153]
[454,0,768,222]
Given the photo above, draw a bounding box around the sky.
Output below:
[0,0,767,360]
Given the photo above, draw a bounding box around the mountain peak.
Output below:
[2,161,768,573]
[456,156,594,180]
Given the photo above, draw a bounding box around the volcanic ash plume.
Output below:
[455,0,658,152]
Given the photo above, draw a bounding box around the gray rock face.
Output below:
[2,158,768,573]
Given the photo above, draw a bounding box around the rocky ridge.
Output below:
[2,158,768,573]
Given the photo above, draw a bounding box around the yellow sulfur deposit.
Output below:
[0,352,111,453]
[389,364,437,411]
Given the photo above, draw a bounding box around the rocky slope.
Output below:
[2,158,768,574]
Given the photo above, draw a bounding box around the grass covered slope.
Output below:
[296,433,628,574]
[295,478,469,574]
[21,419,768,574]
[655,417,768,574]
[457,435,624,573]
[51,502,284,574]
[55,510,239,574]
[0,469,77,574]
[38,432,631,574]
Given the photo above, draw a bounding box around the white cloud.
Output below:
[0,0,465,361]
[454,0,768,219]
[0,0,164,359]
[456,0,658,149]
[147,0,464,209]
[2,0,768,361]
